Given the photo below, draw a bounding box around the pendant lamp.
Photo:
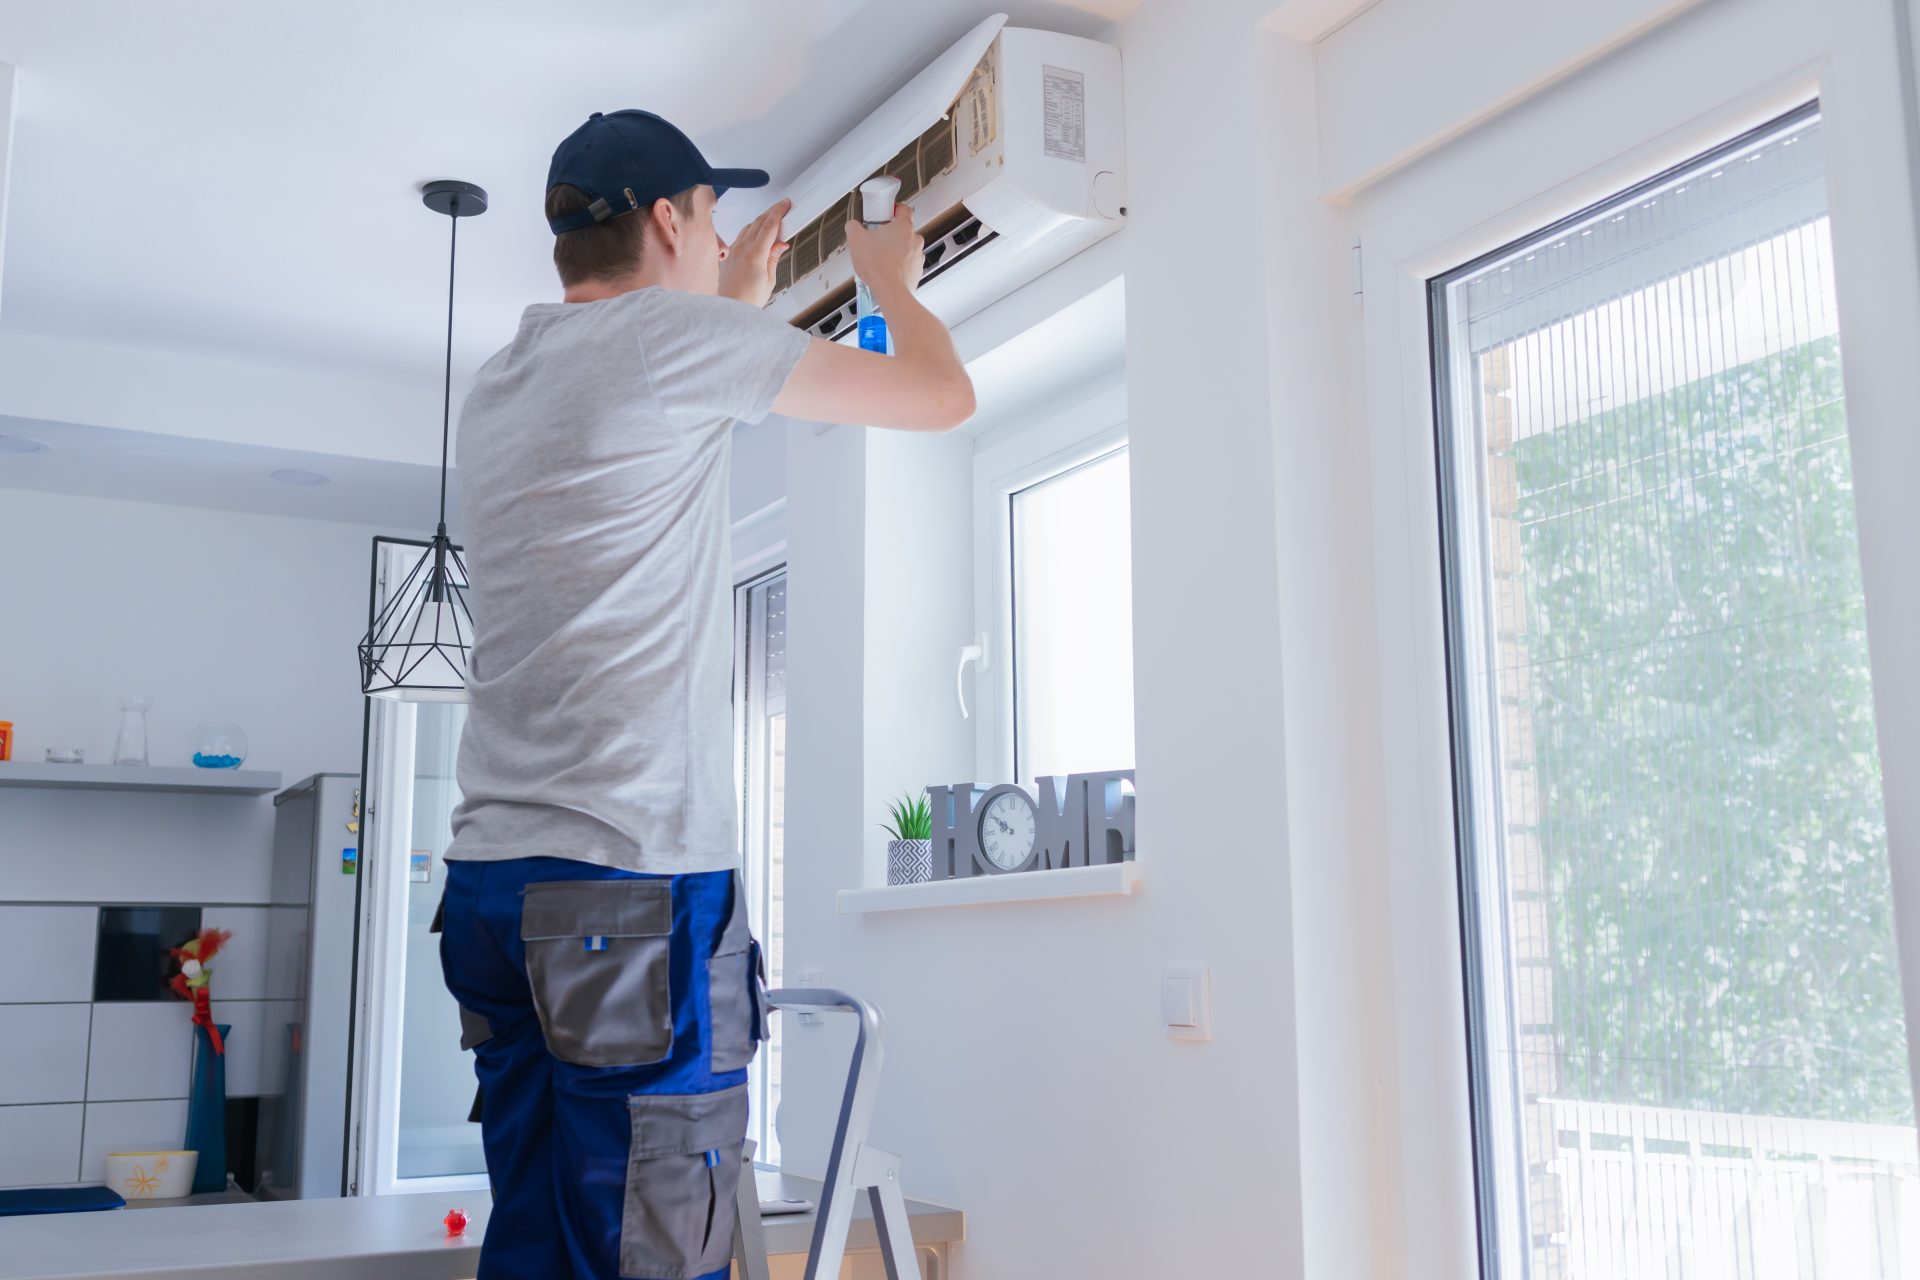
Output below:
[358,180,487,702]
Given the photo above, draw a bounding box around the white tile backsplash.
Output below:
[201,907,268,999]
[79,1100,191,1183]
[0,1005,92,1105]
[0,906,99,1004]
[86,1004,193,1102]
[0,1104,84,1188]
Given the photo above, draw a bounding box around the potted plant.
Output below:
[882,792,934,885]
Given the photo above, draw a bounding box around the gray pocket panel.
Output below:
[521,880,673,1068]
[457,1004,493,1051]
[707,876,762,1073]
[620,1086,749,1280]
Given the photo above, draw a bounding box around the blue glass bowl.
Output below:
[189,724,248,770]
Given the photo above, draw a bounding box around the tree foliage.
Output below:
[1509,333,1910,1124]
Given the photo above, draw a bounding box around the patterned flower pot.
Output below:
[887,839,933,885]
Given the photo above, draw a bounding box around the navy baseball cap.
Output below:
[546,110,769,234]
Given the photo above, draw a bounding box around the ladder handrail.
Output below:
[740,988,920,1280]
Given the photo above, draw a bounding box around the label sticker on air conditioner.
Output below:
[1042,65,1086,163]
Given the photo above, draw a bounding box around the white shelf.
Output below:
[0,762,284,796]
[838,862,1142,914]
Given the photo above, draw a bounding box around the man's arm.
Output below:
[769,206,975,433]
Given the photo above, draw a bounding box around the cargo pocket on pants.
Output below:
[521,879,674,1068]
[708,874,765,1073]
[620,1085,749,1280]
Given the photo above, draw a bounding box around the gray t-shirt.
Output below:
[448,287,810,875]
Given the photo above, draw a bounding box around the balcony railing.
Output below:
[1539,1097,1920,1279]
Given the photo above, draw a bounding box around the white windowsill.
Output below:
[837,862,1142,914]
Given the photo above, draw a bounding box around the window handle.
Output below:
[957,634,990,719]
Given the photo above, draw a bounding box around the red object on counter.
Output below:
[444,1208,469,1237]
[0,721,12,762]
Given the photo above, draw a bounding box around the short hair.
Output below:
[545,184,699,287]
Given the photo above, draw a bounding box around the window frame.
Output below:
[970,376,1130,785]
[1349,3,1920,1275]
[348,537,490,1198]
[732,562,786,1167]
[1430,102,1846,1275]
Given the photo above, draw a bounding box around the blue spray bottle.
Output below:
[853,175,904,355]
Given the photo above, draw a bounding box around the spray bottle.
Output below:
[853,175,904,355]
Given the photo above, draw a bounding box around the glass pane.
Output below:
[395,699,486,1180]
[763,708,786,1164]
[1011,447,1136,783]
[1435,111,1919,1279]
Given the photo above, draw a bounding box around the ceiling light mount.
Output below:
[421,180,489,218]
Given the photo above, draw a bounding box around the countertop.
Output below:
[0,1170,963,1279]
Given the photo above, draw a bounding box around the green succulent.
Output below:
[879,791,932,842]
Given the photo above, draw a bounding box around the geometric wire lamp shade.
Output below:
[357,178,487,702]
[358,536,473,702]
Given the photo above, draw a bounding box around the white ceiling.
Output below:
[0,0,1123,384]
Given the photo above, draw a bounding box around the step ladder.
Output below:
[733,989,922,1280]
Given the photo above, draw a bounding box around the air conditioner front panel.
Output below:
[763,19,1124,338]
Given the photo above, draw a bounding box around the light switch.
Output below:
[1162,964,1211,1042]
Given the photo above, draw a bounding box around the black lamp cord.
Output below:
[437,199,458,537]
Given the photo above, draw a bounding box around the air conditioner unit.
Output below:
[762,13,1125,342]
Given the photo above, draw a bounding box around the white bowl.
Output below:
[103,1151,198,1201]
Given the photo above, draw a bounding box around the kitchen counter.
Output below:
[0,1170,963,1279]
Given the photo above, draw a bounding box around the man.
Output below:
[439,109,972,1280]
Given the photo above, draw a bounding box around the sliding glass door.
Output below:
[1432,107,1919,1278]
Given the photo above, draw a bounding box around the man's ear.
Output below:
[648,197,683,257]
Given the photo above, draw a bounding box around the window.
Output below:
[973,379,1134,787]
[1011,446,1136,783]
[1433,109,1918,1278]
[734,568,787,1166]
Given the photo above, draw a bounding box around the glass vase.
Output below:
[113,695,152,767]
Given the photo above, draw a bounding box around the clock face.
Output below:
[978,788,1037,871]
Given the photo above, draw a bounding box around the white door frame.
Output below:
[1349,0,1920,1272]
[346,541,489,1198]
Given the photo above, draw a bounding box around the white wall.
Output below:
[773,2,1382,1275]
[0,488,398,900]
[1313,0,1709,198]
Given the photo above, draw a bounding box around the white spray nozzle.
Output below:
[858,176,903,225]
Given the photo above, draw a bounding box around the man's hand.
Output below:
[846,204,925,301]
[717,198,791,307]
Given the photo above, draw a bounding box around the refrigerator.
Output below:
[252,772,360,1200]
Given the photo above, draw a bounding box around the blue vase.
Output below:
[183,1023,231,1196]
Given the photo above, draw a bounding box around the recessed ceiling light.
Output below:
[271,467,332,487]
[0,434,49,454]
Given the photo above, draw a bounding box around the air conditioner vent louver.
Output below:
[789,209,1000,343]
[771,112,960,305]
